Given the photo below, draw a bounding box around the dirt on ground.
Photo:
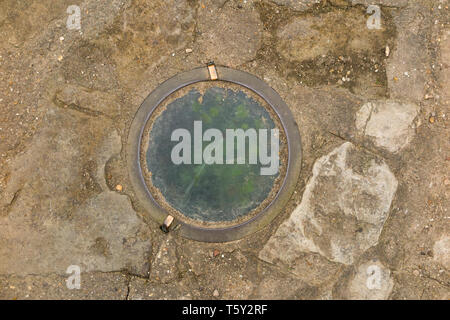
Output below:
[0,0,448,299]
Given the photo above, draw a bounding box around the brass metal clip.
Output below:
[207,62,218,80]
[160,215,174,233]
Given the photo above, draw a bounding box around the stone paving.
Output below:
[0,0,448,299]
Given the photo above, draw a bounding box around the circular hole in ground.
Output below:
[127,66,302,242]
[141,81,288,228]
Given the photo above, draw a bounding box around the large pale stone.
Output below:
[0,107,151,276]
[259,142,398,266]
[356,100,419,153]
[277,9,388,62]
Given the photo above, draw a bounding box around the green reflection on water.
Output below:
[146,87,278,222]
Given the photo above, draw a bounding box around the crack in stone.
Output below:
[3,188,22,216]
[326,130,388,160]
[362,102,375,136]
[52,93,110,119]
[125,275,131,300]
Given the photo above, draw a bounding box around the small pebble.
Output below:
[213,289,219,297]
[213,249,220,257]
[429,116,435,124]
[115,184,123,192]
[185,48,193,53]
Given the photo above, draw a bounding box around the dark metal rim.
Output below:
[126,65,302,242]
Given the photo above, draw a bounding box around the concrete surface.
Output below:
[0,0,448,300]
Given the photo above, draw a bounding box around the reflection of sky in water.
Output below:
[146,87,279,222]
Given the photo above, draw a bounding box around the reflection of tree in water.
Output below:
[147,87,278,222]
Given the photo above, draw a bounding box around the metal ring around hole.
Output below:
[126,65,302,242]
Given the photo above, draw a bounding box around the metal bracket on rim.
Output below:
[160,215,174,233]
[207,62,218,80]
